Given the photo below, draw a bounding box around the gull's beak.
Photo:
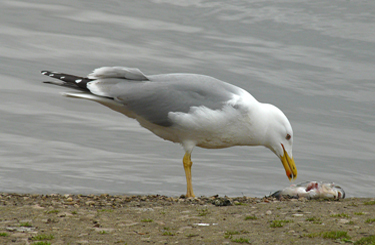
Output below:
[281,144,297,181]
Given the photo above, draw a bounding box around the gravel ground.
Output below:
[1,193,375,245]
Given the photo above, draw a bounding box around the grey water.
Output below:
[1,0,374,197]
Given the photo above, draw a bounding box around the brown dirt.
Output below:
[1,193,374,245]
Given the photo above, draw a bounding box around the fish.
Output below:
[271,181,345,200]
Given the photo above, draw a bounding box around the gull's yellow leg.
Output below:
[183,152,195,198]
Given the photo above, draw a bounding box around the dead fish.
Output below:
[271,181,345,200]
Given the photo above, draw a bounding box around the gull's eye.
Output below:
[286,134,291,140]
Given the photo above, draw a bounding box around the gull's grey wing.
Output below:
[42,67,245,127]
[88,66,149,80]
[89,74,243,127]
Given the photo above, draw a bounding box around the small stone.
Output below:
[194,223,210,227]
[76,240,89,244]
[10,232,29,238]
[141,237,151,242]
[155,221,165,226]
[46,218,57,224]
[178,226,192,232]
[59,212,73,217]
[6,226,35,232]
[66,197,73,202]
[214,198,232,206]
[292,213,304,217]
[94,228,115,233]
[125,222,139,227]
[85,201,95,206]
[339,219,350,224]
[31,204,44,210]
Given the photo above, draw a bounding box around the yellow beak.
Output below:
[281,145,297,181]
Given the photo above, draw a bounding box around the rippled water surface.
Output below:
[1,0,374,197]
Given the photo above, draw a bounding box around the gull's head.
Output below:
[262,104,297,181]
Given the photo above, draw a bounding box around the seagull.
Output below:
[41,66,297,197]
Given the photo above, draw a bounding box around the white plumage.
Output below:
[42,66,297,197]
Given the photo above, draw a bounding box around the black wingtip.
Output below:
[41,70,56,77]
[41,70,91,91]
